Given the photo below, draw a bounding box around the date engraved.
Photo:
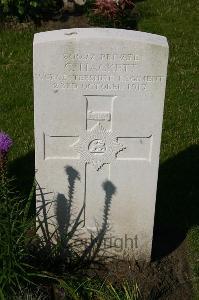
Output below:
[35,72,165,92]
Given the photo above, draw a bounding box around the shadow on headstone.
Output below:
[36,165,116,273]
[56,166,81,238]
[79,180,116,266]
[152,144,199,261]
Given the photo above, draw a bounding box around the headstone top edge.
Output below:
[33,28,168,47]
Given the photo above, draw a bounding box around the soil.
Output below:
[39,14,90,30]
[103,240,192,300]
[0,14,90,31]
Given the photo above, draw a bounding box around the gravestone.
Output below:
[34,28,169,260]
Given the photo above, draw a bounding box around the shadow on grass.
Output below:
[152,144,199,260]
[8,150,35,197]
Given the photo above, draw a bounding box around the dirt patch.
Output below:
[0,13,90,31]
[39,14,90,30]
[88,239,192,300]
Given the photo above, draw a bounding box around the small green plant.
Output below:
[57,277,140,299]
[15,286,49,300]
[103,281,140,300]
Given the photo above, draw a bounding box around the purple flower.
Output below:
[0,132,13,155]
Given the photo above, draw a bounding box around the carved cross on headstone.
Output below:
[44,95,152,175]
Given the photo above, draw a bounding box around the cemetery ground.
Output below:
[0,0,198,299]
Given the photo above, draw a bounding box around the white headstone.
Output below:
[34,28,169,260]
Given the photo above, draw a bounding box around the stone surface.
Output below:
[34,28,169,260]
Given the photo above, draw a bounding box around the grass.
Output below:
[0,0,198,298]
[137,0,198,161]
[0,29,34,195]
[0,29,34,159]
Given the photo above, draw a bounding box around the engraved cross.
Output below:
[44,95,152,174]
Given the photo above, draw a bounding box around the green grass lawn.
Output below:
[0,0,198,297]
[0,29,34,159]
